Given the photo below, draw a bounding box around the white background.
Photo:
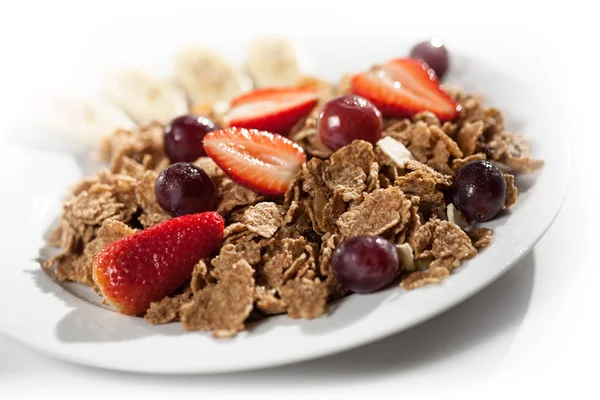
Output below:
[1,0,599,398]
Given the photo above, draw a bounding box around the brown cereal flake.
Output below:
[223,222,247,239]
[289,116,333,159]
[317,233,347,299]
[181,259,255,337]
[193,157,227,186]
[111,155,148,179]
[467,228,493,249]
[217,179,264,216]
[504,173,518,208]
[79,219,136,284]
[441,121,458,138]
[485,132,544,174]
[66,180,136,227]
[282,253,308,282]
[52,253,87,285]
[242,202,284,239]
[320,192,347,234]
[395,197,422,244]
[396,169,448,218]
[258,249,290,290]
[254,286,288,315]
[401,267,450,290]
[191,259,214,293]
[322,163,366,202]
[452,153,487,171]
[277,201,315,240]
[412,111,441,126]
[48,219,136,287]
[337,187,407,238]
[329,140,377,174]
[410,220,477,271]
[145,289,193,325]
[386,197,414,239]
[302,158,329,199]
[281,278,328,319]
[401,160,453,185]
[135,170,171,227]
[365,162,380,192]
[456,121,484,157]
[99,122,167,170]
[257,237,309,290]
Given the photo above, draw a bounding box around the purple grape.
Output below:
[452,160,507,222]
[318,95,382,151]
[155,162,217,217]
[409,38,450,79]
[164,114,219,163]
[331,235,400,293]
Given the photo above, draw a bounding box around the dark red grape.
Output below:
[452,160,507,222]
[318,95,382,151]
[409,38,450,79]
[164,114,219,163]
[331,235,400,293]
[155,162,217,217]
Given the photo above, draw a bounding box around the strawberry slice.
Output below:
[203,127,306,196]
[92,212,224,316]
[351,58,459,122]
[225,87,318,135]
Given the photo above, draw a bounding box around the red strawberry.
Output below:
[203,127,306,196]
[92,212,224,316]
[351,58,460,122]
[225,87,318,135]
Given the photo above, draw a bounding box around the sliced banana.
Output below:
[40,94,136,146]
[102,68,189,125]
[174,47,251,105]
[247,35,310,88]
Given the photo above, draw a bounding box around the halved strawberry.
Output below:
[351,58,460,122]
[92,212,224,316]
[203,127,306,196]
[225,87,318,135]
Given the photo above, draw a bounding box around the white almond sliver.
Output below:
[102,68,189,125]
[377,136,415,167]
[447,203,468,229]
[396,243,415,272]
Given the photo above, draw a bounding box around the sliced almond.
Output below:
[377,136,415,167]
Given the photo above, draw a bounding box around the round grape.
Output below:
[164,114,219,163]
[331,235,400,294]
[155,162,217,217]
[318,95,382,151]
[452,160,507,222]
[409,38,450,79]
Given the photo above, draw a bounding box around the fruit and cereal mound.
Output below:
[42,38,543,338]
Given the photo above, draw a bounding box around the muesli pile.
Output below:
[43,38,543,337]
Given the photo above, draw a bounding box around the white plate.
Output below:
[0,32,569,374]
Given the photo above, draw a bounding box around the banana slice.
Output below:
[247,35,310,88]
[174,47,251,105]
[40,95,136,146]
[102,68,189,125]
